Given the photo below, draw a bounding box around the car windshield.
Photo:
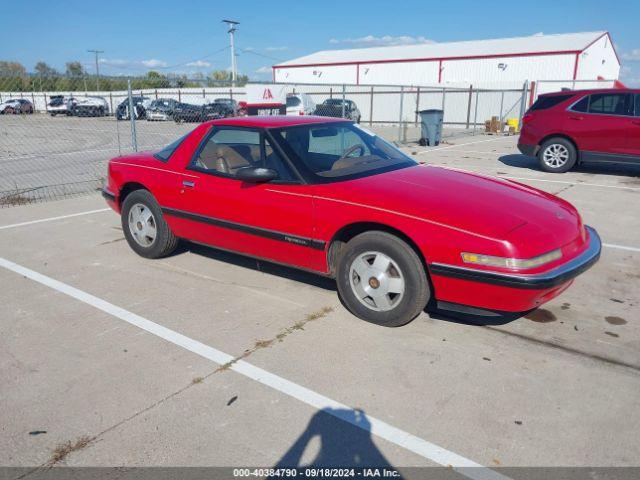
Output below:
[323,99,343,106]
[271,122,416,180]
[151,99,173,108]
[286,96,302,107]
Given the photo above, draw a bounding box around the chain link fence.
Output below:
[0,76,617,207]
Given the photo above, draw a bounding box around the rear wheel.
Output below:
[121,189,179,259]
[538,137,577,173]
[336,231,430,327]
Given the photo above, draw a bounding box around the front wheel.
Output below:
[538,138,577,173]
[121,189,179,259]
[336,231,430,327]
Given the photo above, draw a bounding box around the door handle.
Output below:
[569,115,584,121]
[182,180,195,188]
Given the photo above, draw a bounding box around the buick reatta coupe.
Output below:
[103,116,600,326]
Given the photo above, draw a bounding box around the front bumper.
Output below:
[429,226,601,312]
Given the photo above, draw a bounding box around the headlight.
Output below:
[461,249,562,270]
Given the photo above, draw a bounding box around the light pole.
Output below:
[222,20,239,87]
[87,49,104,91]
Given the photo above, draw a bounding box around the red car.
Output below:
[103,116,600,326]
[519,88,640,173]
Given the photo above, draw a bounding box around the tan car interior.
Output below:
[196,142,260,175]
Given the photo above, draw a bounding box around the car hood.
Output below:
[314,164,583,247]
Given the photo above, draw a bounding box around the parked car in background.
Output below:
[519,88,640,173]
[0,98,34,114]
[47,95,77,116]
[173,101,233,123]
[71,96,110,116]
[102,116,600,327]
[286,93,315,116]
[115,96,152,120]
[146,98,179,121]
[214,98,239,115]
[314,99,361,123]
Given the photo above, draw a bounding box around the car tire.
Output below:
[336,231,430,327]
[121,189,179,259]
[538,137,577,173]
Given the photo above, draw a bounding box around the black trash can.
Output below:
[418,109,444,146]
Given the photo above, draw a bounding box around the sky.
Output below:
[1,0,639,85]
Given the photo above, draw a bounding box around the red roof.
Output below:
[205,115,348,128]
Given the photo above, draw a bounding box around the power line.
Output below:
[239,48,285,63]
[97,46,231,73]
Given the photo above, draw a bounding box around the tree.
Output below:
[0,61,26,77]
[210,70,231,82]
[65,61,84,77]
[34,61,58,77]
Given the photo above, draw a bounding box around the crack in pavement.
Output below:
[18,306,334,476]
[484,325,640,373]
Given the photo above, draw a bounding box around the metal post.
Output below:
[369,86,374,126]
[398,86,405,143]
[127,79,138,152]
[518,80,529,124]
[87,49,103,91]
[341,84,346,118]
[441,87,446,111]
[223,20,239,87]
[414,86,421,126]
[499,90,505,123]
[472,90,479,135]
[465,85,473,129]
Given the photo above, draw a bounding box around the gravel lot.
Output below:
[1,126,639,477]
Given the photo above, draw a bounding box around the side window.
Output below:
[193,128,296,182]
[635,94,640,117]
[588,93,632,116]
[571,96,589,112]
[264,138,296,182]
[194,128,261,176]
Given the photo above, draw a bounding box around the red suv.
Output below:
[518,88,640,173]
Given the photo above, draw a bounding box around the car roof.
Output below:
[204,115,349,128]
[543,88,640,97]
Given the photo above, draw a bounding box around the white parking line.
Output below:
[502,176,640,192]
[0,208,109,231]
[417,136,515,154]
[0,256,506,480]
[603,243,640,253]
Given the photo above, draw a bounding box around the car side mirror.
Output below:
[236,167,278,183]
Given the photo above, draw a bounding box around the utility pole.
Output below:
[222,20,239,87]
[87,49,104,91]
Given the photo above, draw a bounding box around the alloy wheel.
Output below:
[349,251,405,311]
[542,144,569,168]
[128,203,157,247]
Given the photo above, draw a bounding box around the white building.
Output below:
[273,31,620,87]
